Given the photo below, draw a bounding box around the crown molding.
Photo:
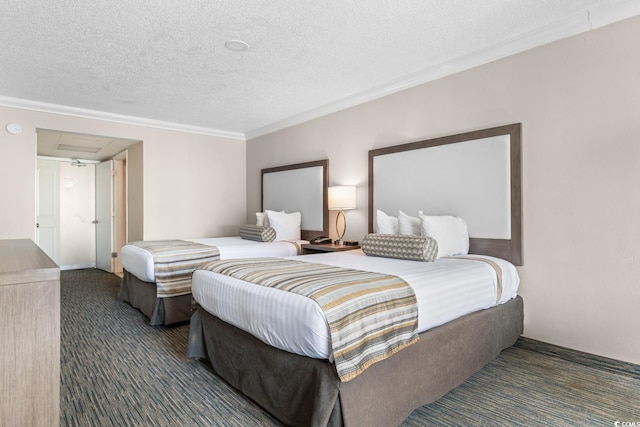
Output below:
[2,0,638,143]
[0,96,246,141]
[245,1,640,140]
[590,0,640,29]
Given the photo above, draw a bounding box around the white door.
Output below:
[59,162,96,269]
[36,159,60,263]
[95,160,114,272]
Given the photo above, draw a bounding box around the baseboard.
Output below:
[515,337,640,380]
[60,263,96,271]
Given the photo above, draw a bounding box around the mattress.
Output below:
[121,237,304,282]
[191,249,520,360]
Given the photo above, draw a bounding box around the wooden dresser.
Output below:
[0,239,60,427]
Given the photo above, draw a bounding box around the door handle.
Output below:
[36,223,39,228]
[92,220,98,224]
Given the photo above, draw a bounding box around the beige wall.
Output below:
[0,107,36,239]
[141,131,246,239]
[0,106,246,243]
[247,16,640,364]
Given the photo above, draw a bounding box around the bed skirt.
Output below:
[188,295,524,427]
[118,270,193,326]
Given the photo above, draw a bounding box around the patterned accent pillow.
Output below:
[256,212,269,227]
[239,225,276,242]
[361,233,438,262]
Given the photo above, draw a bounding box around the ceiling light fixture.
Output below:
[224,39,249,52]
[56,143,101,153]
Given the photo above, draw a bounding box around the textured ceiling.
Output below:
[1,0,637,139]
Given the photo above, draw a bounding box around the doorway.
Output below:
[37,157,96,269]
[36,129,140,272]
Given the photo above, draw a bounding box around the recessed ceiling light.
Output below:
[224,40,249,52]
[57,144,102,153]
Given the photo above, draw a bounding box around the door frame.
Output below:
[36,130,134,272]
[113,151,128,275]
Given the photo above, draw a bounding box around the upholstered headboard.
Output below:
[261,159,329,240]
[368,124,522,265]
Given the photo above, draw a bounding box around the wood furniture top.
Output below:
[0,238,59,285]
[301,243,361,254]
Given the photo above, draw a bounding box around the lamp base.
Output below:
[334,209,347,246]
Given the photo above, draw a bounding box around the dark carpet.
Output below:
[60,269,640,426]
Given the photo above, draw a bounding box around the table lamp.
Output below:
[328,185,356,245]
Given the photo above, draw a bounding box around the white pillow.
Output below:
[266,210,301,241]
[419,214,469,258]
[398,210,420,236]
[256,210,283,227]
[376,209,398,234]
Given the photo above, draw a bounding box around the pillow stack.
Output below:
[374,209,469,258]
[253,210,301,241]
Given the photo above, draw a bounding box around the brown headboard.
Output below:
[261,159,329,241]
[368,124,522,265]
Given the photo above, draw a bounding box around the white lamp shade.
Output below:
[328,186,356,210]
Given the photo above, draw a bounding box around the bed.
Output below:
[118,159,330,326]
[118,237,304,325]
[187,124,524,426]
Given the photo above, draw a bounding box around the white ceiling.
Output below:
[1,0,638,141]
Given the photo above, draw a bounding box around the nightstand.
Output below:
[301,243,361,255]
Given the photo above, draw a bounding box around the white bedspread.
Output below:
[191,249,520,360]
[121,237,304,282]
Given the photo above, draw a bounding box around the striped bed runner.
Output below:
[130,240,221,297]
[200,257,419,382]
